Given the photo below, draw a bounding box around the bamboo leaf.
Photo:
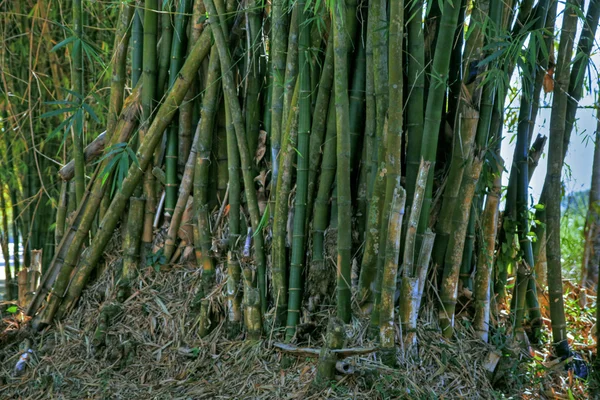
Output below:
[40,107,78,119]
[51,36,77,52]
[82,103,100,123]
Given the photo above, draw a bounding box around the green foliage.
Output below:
[96,142,140,195]
[146,248,166,272]
[560,192,588,280]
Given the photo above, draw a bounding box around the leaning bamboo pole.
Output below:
[29,85,143,324]
[51,28,213,320]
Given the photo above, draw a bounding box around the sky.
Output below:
[500,2,599,202]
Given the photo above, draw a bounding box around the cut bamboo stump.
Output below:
[313,317,345,387]
[18,250,42,308]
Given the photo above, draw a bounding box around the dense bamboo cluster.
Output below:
[0,0,599,376]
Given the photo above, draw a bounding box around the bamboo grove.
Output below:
[0,0,599,377]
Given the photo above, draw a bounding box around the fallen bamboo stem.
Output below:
[58,132,107,181]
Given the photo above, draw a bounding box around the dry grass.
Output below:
[0,253,581,400]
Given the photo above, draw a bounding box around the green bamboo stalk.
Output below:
[0,182,13,300]
[414,0,462,256]
[305,33,333,227]
[370,0,388,194]
[272,81,299,325]
[195,50,221,336]
[375,0,404,324]
[285,0,311,340]
[7,145,20,275]
[404,0,424,223]
[141,0,159,259]
[333,0,352,323]
[224,93,243,334]
[72,0,85,207]
[359,139,386,312]
[55,181,67,248]
[117,197,145,302]
[399,161,429,349]
[157,0,174,100]
[204,0,267,313]
[269,0,290,198]
[280,5,299,150]
[473,156,503,342]
[131,1,143,86]
[510,0,553,343]
[164,121,202,260]
[348,21,366,173]
[439,153,483,338]
[52,28,212,320]
[379,187,406,367]
[544,0,579,358]
[432,0,487,267]
[165,0,192,219]
[308,98,336,312]
[245,0,264,159]
[562,0,600,163]
[107,3,134,137]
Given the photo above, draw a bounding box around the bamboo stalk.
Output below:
[379,187,406,367]
[140,0,159,260]
[165,0,192,219]
[280,4,299,160]
[55,181,67,247]
[544,0,579,358]
[414,0,462,258]
[432,0,487,267]
[131,1,143,86]
[272,81,300,325]
[268,0,290,199]
[333,0,352,323]
[164,121,202,260]
[285,0,311,340]
[72,0,85,206]
[0,182,13,300]
[399,160,429,347]
[59,132,107,181]
[224,94,243,334]
[308,99,336,313]
[195,49,222,335]
[439,152,483,338]
[107,3,134,137]
[157,0,174,100]
[117,197,145,302]
[403,0,424,234]
[375,0,404,328]
[473,156,503,342]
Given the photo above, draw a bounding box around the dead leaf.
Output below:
[543,66,554,93]
[255,130,267,164]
